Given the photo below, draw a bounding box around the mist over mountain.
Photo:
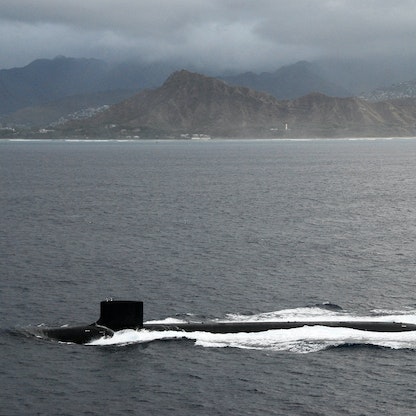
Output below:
[316,56,416,96]
[0,56,174,116]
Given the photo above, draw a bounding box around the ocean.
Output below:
[2,138,416,415]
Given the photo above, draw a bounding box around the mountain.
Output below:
[359,79,416,102]
[0,56,174,116]
[4,55,416,128]
[66,70,288,137]
[5,56,416,129]
[0,58,352,126]
[62,70,416,138]
[221,61,350,99]
[0,57,107,114]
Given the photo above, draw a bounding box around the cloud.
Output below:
[1,0,416,70]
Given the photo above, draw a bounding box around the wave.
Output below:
[87,325,416,353]
[86,306,416,353]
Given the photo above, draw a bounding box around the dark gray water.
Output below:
[2,138,416,415]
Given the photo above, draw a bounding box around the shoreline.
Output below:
[2,136,416,143]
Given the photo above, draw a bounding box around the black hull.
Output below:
[38,324,114,344]
[143,320,416,333]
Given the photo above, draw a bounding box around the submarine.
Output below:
[36,300,416,344]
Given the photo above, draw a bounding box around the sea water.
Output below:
[2,138,416,415]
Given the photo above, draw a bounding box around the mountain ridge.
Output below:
[61,70,416,138]
[4,56,416,131]
[222,61,350,99]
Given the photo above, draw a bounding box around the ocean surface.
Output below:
[2,138,416,415]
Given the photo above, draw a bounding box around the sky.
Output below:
[1,0,416,71]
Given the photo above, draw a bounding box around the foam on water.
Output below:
[224,306,346,322]
[87,307,416,353]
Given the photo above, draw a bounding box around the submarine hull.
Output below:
[39,324,114,344]
[143,320,416,333]
[34,300,416,345]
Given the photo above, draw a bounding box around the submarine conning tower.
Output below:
[96,300,143,331]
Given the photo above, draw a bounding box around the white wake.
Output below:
[87,307,416,353]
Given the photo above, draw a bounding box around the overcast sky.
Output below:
[1,0,416,71]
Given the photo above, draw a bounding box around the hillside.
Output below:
[285,93,416,137]
[1,90,136,127]
[62,70,416,138]
[360,79,416,102]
